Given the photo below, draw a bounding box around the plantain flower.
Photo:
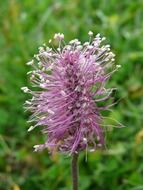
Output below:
[21,32,121,155]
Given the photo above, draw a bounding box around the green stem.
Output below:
[71,153,79,190]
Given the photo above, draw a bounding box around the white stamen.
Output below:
[25,101,31,105]
[40,52,51,58]
[83,89,86,94]
[116,65,121,68]
[96,33,101,38]
[28,125,35,132]
[54,33,64,41]
[105,44,110,48]
[48,109,55,115]
[88,31,93,36]
[60,90,67,97]
[41,116,46,120]
[41,78,45,82]
[76,45,82,50]
[82,102,87,108]
[75,86,81,92]
[30,75,34,80]
[21,87,29,93]
[65,45,71,50]
[101,37,106,41]
[57,48,61,52]
[60,33,64,40]
[40,83,46,88]
[68,106,72,110]
[97,136,100,141]
[26,60,34,66]
[38,47,45,53]
[89,149,95,152]
[39,75,44,80]
[38,62,43,67]
[83,42,90,46]
[105,58,109,62]
[34,54,40,60]
[31,97,35,101]
[109,52,115,57]
[27,71,32,75]
[76,102,81,108]
[86,118,91,124]
[83,138,87,142]
[69,39,79,44]
[46,47,52,52]
[87,45,93,49]
[33,145,40,151]
[54,33,58,40]
[75,41,81,45]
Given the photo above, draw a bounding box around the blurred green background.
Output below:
[0,0,143,190]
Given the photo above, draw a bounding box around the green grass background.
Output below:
[0,0,143,189]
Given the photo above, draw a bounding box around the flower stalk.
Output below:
[72,153,79,190]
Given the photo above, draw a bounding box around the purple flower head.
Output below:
[22,32,121,155]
